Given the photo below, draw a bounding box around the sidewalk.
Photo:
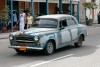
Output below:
[0,32,11,39]
[0,30,18,39]
[87,23,100,29]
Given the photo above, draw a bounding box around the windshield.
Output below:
[32,18,58,28]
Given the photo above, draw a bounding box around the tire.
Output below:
[74,36,83,48]
[15,49,25,54]
[43,41,54,55]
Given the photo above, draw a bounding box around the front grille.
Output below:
[16,37,33,41]
[15,35,34,42]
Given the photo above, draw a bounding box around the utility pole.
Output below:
[70,0,73,15]
[59,0,62,14]
[31,0,34,17]
[46,0,49,15]
[10,0,13,31]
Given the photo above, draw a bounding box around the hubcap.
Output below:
[47,42,53,54]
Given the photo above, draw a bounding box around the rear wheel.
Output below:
[74,36,83,48]
[43,41,54,55]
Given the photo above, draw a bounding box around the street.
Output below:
[0,26,100,67]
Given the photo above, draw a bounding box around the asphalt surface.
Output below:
[0,26,100,67]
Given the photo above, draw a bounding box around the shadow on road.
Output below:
[10,44,98,61]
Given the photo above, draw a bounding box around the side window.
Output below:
[67,18,76,26]
[59,19,67,28]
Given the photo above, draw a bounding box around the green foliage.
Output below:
[82,2,98,10]
[82,2,98,26]
[0,5,10,27]
[1,5,10,20]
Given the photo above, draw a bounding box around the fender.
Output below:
[39,33,56,48]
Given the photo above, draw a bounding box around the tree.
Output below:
[1,5,10,20]
[0,5,10,31]
[82,2,98,25]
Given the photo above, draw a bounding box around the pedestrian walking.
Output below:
[13,11,17,27]
[24,8,29,29]
[98,11,100,24]
[27,12,33,28]
[17,9,26,32]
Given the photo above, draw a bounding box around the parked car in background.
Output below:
[9,14,87,55]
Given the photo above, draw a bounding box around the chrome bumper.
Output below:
[8,46,43,50]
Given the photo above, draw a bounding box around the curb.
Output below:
[0,37,9,39]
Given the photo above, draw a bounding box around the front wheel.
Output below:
[74,36,83,48]
[43,41,54,55]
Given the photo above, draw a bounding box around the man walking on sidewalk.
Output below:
[17,9,26,32]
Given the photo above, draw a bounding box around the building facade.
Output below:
[94,0,100,22]
[0,0,5,16]
[0,0,86,23]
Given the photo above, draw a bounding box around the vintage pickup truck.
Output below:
[9,14,87,55]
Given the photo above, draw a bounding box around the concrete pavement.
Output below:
[0,33,10,39]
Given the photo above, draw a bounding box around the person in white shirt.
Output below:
[17,9,26,32]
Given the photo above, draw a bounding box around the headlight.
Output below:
[9,35,13,40]
[34,36,39,41]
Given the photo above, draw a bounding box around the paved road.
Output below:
[0,26,100,67]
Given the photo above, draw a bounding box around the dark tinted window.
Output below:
[59,19,67,28]
[67,18,76,26]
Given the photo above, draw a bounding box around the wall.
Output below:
[34,2,39,15]
[62,4,70,14]
[94,0,100,22]
[80,0,86,23]
[49,3,57,14]
[0,0,5,16]
[19,1,25,10]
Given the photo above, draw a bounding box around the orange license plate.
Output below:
[19,46,27,51]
